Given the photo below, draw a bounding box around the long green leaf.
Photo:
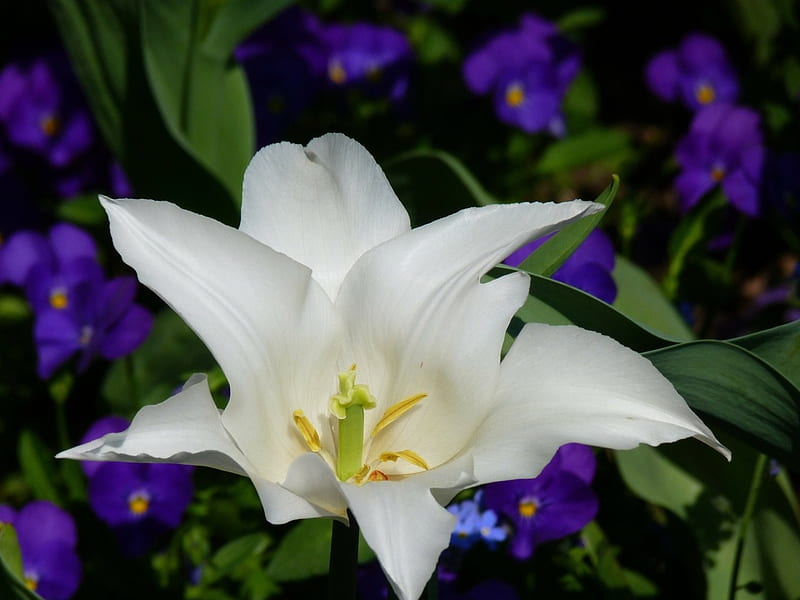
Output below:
[0,525,44,600]
[18,430,62,505]
[645,341,800,470]
[202,0,295,58]
[730,320,800,390]
[518,175,618,276]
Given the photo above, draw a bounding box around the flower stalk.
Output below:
[328,512,360,600]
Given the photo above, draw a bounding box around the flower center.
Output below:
[128,491,150,515]
[695,82,716,105]
[505,82,525,107]
[40,113,60,137]
[710,164,726,183]
[291,365,429,484]
[79,325,94,347]
[328,59,347,85]
[49,287,69,309]
[518,498,538,518]
[24,572,38,592]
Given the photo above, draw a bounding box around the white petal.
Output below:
[240,133,410,299]
[100,196,342,481]
[337,201,601,471]
[472,324,731,484]
[56,374,252,475]
[341,455,474,600]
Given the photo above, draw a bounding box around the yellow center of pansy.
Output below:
[128,492,150,515]
[695,83,716,105]
[518,499,538,518]
[328,59,347,85]
[24,575,38,592]
[711,165,726,182]
[49,288,68,309]
[505,82,525,107]
[292,365,428,484]
[40,114,60,137]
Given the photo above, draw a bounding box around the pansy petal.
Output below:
[339,201,601,471]
[99,304,152,359]
[240,132,410,299]
[472,323,729,484]
[100,196,341,481]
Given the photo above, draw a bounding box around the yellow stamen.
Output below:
[292,409,321,452]
[368,469,389,481]
[50,290,68,309]
[696,83,716,105]
[129,495,150,515]
[379,450,429,471]
[518,500,538,518]
[329,60,347,84]
[505,83,525,107]
[371,393,427,436]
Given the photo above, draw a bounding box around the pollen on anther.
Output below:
[292,409,321,452]
[371,393,427,436]
[368,470,389,481]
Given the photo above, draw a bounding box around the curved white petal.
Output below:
[472,324,731,484]
[56,374,252,475]
[340,455,475,600]
[338,201,602,471]
[240,133,410,299]
[100,196,342,481]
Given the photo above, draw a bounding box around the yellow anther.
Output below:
[518,500,538,518]
[379,450,429,471]
[368,470,389,482]
[505,83,525,107]
[696,83,716,105]
[128,495,150,515]
[371,393,427,436]
[292,409,321,452]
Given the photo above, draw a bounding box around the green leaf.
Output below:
[730,320,800,390]
[0,525,44,600]
[202,0,295,58]
[204,533,271,583]
[55,194,108,226]
[557,6,606,32]
[534,128,631,175]
[612,255,694,341]
[384,148,497,226]
[18,430,62,505]
[140,1,255,203]
[616,436,800,599]
[102,309,216,413]
[645,341,800,471]
[265,519,373,582]
[518,175,617,276]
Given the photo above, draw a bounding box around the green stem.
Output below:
[728,453,767,600]
[337,405,365,481]
[328,512,360,600]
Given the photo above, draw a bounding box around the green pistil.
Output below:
[330,367,377,481]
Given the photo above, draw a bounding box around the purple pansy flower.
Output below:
[482,444,598,560]
[505,228,617,304]
[0,222,99,302]
[0,500,81,600]
[675,103,765,216]
[88,459,194,556]
[236,8,327,145]
[34,274,153,378]
[646,33,738,111]
[463,13,580,136]
[0,53,94,168]
[319,22,413,102]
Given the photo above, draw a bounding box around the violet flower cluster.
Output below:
[0,500,81,600]
[447,490,506,551]
[0,222,152,378]
[236,8,412,145]
[79,416,195,556]
[505,228,617,304]
[482,444,598,560]
[463,13,580,136]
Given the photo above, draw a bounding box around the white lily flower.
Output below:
[58,133,729,600]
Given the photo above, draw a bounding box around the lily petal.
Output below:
[338,201,602,471]
[240,133,410,300]
[472,323,730,483]
[100,196,342,481]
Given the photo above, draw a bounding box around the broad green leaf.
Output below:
[102,309,216,413]
[205,533,270,583]
[202,0,295,58]
[265,519,374,582]
[384,148,497,226]
[616,436,800,599]
[518,175,617,276]
[50,0,240,225]
[18,430,61,505]
[730,320,800,389]
[534,128,631,175]
[0,526,44,600]
[645,341,800,471]
[55,194,108,226]
[140,1,255,202]
[612,255,694,341]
